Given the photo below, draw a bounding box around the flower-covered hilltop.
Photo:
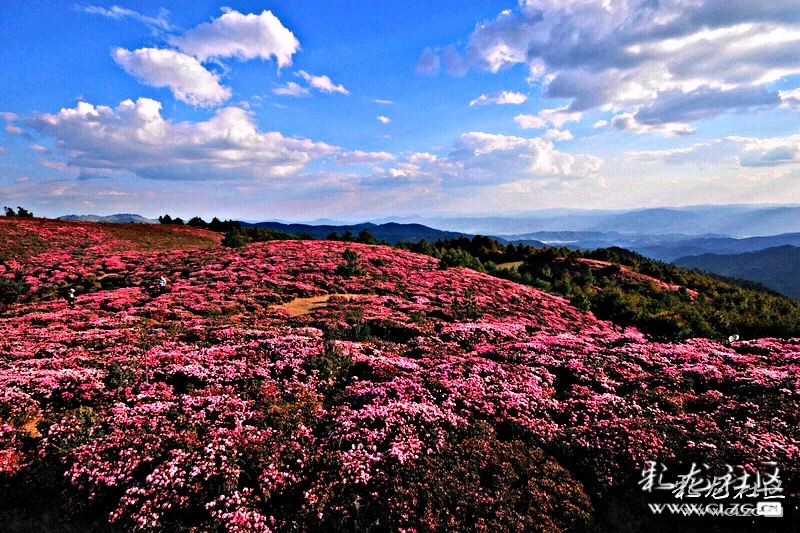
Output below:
[1,217,798,532]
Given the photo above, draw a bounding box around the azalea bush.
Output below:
[0,218,798,531]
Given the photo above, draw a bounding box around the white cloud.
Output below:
[29,144,50,153]
[41,160,79,173]
[296,71,349,94]
[0,147,6,154]
[442,44,468,76]
[610,113,696,137]
[449,132,602,182]
[273,82,309,96]
[416,47,441,74]
[538,107,582,128]
[514,106,582,129]
[113,48,231,107]
[730,134,800,167]
[514,114,548,129]
[169,8,299,68]
[78,5,173,32]
[1,112,18,122]
[377,116,391,124]
[28,98,338,181]
[593,120,608,128]
[6,125,26,135]
[374,99,394,104]
[333,151,395,166]
[469,90,527,106]
[624,135,800,168]
[781,88,800,108]
[454,1,800,131]
[14,176,27,183]
[543,129,574,141]
[408,152,438,163]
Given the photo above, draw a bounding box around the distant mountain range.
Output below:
[381,205,800,238]
[507,231,800,262]
[58,214,157,224]
[240,221,472,245]
[675,245,800,300]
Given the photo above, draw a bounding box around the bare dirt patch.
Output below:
[496,261,523,269]
[272,293,374,316]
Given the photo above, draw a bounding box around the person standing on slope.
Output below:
[66,288,76,308]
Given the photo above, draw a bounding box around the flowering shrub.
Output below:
[1,219,799,530]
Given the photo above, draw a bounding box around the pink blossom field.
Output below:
[1,218,798,532]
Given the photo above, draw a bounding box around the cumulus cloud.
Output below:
[113,48,231,107]
[333,151,395,166]
[169,8,299,67]
[625,135,800,168]
[408,152,438,163]
[27,98,337,181]
[416,47,441,74]
[1,112,18,122]
[78,5,173,32]
[296,71,349,94]
[514,106,581,130]
[731,134,800,167]
[273,82,309,96]
[610,113,696,137]
[377,116,391,124]
[449,1,800,132]
[41,160,79,173]
[5,125,32,139]
[469,90,527,106]
[442,44,468,76]
[593,120,608,128]
[780,88,800,108]
[449,132,602,182]
[514,114,548,129]
[543,129,574,141]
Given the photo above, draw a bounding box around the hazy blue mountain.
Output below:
[58,214,158,224]
[636,233,800,261]
[383,205,800,237]
[675,245,800,300]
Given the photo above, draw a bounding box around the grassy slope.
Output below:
[0,218,220,260]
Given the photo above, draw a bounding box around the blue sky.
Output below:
[1,1,800,221]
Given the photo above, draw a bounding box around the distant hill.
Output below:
[241,221,473,244]
[58,213,158,224]
[675,245,800,300]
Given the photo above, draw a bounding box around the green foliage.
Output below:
[356,229,378,245]
[207,217,241,233]
[221,228,250,248]
[157,214,186,225]
[186,216,208,229]
[336,248,365,277]
[4,206,33,218]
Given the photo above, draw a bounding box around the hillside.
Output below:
[0,220,798,532]
[398,237,800,341]
[675,245,800,300]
